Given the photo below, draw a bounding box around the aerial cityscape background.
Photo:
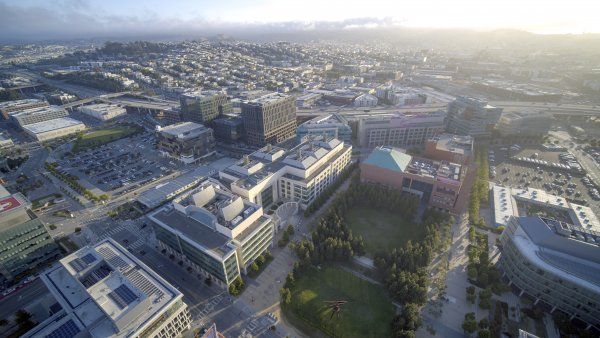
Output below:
[0,1,599,338]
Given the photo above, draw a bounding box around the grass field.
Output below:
[73,125,140,152]
[346,206,425,254]
[285,266,394,338]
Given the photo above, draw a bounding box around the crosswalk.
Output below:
[96,223,128,241]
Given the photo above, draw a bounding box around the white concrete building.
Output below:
[219,136,352,210]
[10,105,68,127]
[22,117,86,142]
[354,93,378,107]
[79,103,127,121]
[23,239,191,338]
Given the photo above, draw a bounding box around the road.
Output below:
[0,279,48,321]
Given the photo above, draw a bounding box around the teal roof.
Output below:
[364,147,412,173]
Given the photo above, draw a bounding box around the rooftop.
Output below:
[22,117,85,134]
[244,92,290,106]
[429,133,474,156]
[26,239,183,338]
[10,105,66,119]
[157,121,210,139]
[363,146,412,173]
[0,98,47,110]
[299,113,349,127]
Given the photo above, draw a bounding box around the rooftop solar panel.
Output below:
[108,284,138,309]
[46,319,80,338]
[81,253,96,264]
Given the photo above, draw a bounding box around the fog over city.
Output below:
[0,1,600,338]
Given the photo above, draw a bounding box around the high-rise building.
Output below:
[0,185,61,284]
[241,93,297,147]
[148,179,274,287]
[213,115,245,143]
[498,216,600,331]
[155,122,215,164]
[445,96,503,137]
[180,90,231,124]
[23,238,191,338]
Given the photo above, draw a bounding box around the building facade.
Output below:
[356,112,445,148]
[360,146,473,214]
[296,113,352,143]
[497,111,553,137]
[148,179,274,287]
[156,122,215,164]
[241,93,297,147]
[23,238,191,338]
[498,216,600,330]
[219,137,352,210]
[0,99,48,120]
[0,186,61,284]
[213,115,245,143]
[445,96,503,137]
[180,90,231,124]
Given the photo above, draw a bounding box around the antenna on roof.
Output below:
[297,148,302,159]
[266,143,272,152]
[243,155,250,165]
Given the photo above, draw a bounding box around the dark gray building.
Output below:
[180,90,232,124]
[241,93,297,147]
[156,122,215,164]
[445,96,503,137]
[0,186,61,284]
[213,115,245,143]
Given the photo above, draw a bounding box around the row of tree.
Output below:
[374,209,454,337]
[45,162,108,203]
[469,146,490,227]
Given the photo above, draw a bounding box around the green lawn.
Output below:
[346,206,425,254]
[73,125,140,152]
[285,266,395,338]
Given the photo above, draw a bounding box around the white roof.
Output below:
[22,117,85,134]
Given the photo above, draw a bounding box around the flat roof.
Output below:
[22,117,85,134]
[158,121,209,138]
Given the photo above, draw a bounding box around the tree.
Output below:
[466,286,477,304]
[392,303,422,332]
[462,312,477,334]
[15,309,35,331]
[251,262,259,272]
[256,254,266,266]
[0,318,8,326]
[467,265,478,280]
[280,288,292,306]
[478,288,492,309]
[285,273,295,288]
[478,318,489,329]
[477,329,491,338]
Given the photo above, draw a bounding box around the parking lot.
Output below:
[55,132,181,196]
[489,144,600,217]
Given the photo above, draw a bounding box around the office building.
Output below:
[241,93,297,147]
[79,103,127,121]
[219,136,352,210]
[148,179,274,287]
[498,216,600,330]
[22,117,86,142]
[0,185,60,284]
[297,113,352,143]
[213,115,245,143]
[360,146,473,214]
[353,93,378,107]
[425,133,474,165]
[156,122,215,164]
[0,99,48,120]
[497,111,553,137]
[296,93,322,108]
[10,105,69,127]
[23,238,191,338]
[445,96,503,137]
[357,112,445,148]
[180,90,231,124]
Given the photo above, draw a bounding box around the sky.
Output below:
[1,0,599,42]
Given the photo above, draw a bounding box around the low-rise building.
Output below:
[498,216,600,330]
[10,105,68,127]
[425,133,474,164]
[22,117,86,142]
[156,122,215,164]
[148,179,274,287]
[79,103,127,121]
[357,112,445,148]
[219,136,352,210]
[296,113,352,143]
[360,146,473,214]
[0,185,61,284]
[296,93,322,108]
[497,111,553,137]
[0,99,48,120]
[353,93,378,107]
[23,238,191,338]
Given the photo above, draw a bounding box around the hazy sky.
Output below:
[1,0,599,41]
